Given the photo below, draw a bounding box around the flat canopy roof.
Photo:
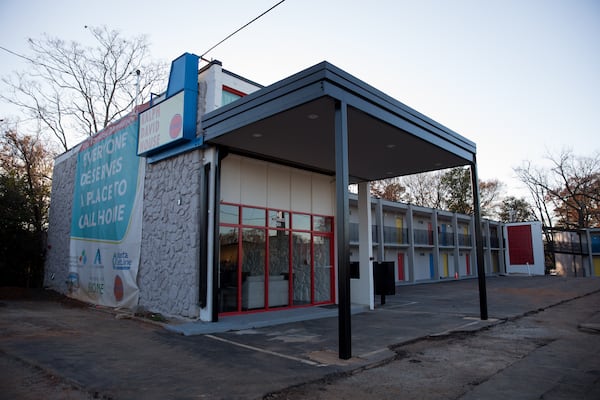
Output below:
[202,61,476,183]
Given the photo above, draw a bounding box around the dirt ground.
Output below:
[2,284,599,400]
[0,288,94,399]
[264,326,545,399]
[0,353,94,400]
[265,292,600,400]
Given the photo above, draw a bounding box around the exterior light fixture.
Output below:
[251,133,263,138]
[307,114,319,120]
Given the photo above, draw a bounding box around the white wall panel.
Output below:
[311,174,334,215]
[220,155,241,204]
[414,252,432,280]
[267,164,291,210]
[240,158,267,207]
[291,170,312,213]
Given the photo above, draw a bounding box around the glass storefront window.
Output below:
[219,226,239,313]
[242,228,266,276]
[242,207,266,226]
[313,235,332,303]
[292,231,311,305]
[220,204,239,225]
[242,228,266,310]
[219,202,334,314]
[269,229,290,276]
[268,210,289,229]
[292,213,311,231]
[313,216,332,232]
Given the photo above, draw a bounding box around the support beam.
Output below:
[375,198,384,262]
[335,100,351,360]
[357,182,374,310]
[470,161,488,320]
[407,204,415,282]
[211,148,222,322]
[198,163,210,308]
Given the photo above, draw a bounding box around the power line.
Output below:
[201,0,286,59]
[0,44,81,79]
[0,45,36,64]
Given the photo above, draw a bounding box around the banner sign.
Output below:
[68,114,144,308]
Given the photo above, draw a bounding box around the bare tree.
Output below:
[1,26,167,151]
[399,170,446,209]
[515,149,600,229]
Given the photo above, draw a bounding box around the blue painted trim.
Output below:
[167,53,200,97]
[147,137,206,164]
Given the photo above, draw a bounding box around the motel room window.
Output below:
[218,203,334,314]
[221,85,246,106]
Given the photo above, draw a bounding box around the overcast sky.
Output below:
[1,0,599,196]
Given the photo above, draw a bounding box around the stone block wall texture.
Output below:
[44,152,77,293]
[138,150,202,318]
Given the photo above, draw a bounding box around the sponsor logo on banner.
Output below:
[112,251,132,270]
[114,275,124,302]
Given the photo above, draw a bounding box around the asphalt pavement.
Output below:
[1,275,599,399]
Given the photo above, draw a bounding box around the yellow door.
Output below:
[594,256,600,277]
[396,217,403,244]
[442,253,449,277]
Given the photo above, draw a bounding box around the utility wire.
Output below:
[201,0,286,59]
[0,45,36,64]
[0,44,82,79]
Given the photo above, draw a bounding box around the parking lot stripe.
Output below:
[204,334,325,367]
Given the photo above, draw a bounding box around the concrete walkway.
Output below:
[166,304,368,336]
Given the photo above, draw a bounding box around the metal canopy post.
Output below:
[335,100,352,360]
[470,160,488,320]
[211,148,221,322]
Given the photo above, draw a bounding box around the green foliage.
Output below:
[373,167,504,218]
[440,168,472,214]
[498,196,534,223]
[0,127,53,288]
[0,173,45,287]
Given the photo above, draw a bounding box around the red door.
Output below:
[397,253,405,281]
[466,253,471,275]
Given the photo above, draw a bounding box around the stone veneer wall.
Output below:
[137,150,203,318]
[44,151,77,293]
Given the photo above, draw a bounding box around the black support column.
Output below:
[211,148,222,322]
[198,163,211,308]
[470,159,488,320]
[335,100,351,360]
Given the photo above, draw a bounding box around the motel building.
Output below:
[44,53,530,358]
